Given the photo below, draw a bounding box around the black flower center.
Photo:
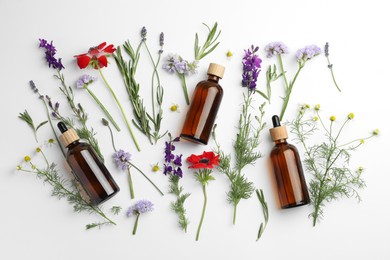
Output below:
[199,158,210,164]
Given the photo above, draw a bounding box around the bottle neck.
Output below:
[207,74,220,82]
[66,139,80,149]
[274,138,287,144]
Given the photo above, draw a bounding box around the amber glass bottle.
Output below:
[58,122,120,205]
[180,63,225,145]
[269,115,310,208]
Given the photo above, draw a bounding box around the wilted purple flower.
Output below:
[264,41,289,58]
[38,38,65,70]
[127,200,154,216]
[163,54,198,75]
[76,74,97,89]
[242,45,262,91]
[113,149,131,171]
[296,45,321,61]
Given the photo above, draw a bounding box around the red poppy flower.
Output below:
[74,42,116,69]
[187,151,219,169]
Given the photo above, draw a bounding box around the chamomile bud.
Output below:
[330,116,336,122]
[348,113,354,120]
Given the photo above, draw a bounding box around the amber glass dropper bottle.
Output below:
[269,115,310,208]
[58,122,120,205]
[180,63,225,145]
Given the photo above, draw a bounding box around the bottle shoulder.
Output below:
[271,142,299,154]
[196,79,223,91]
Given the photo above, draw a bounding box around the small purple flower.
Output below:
[113,149,131,171]
[127,200,154,216]
[38,38,65,70]
[76,74,97,89]
[296,45,321,61]
[163,135,183,177]
[163,54,198,75]
[173,154,182,167]
[264,42,289,58]
[242,45,262,91]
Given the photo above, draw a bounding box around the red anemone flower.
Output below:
[187,151,219,169]
[74,42,116,69]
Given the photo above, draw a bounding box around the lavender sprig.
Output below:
[324,42,341,92]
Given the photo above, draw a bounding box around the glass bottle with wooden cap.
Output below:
[58,122,120,205]
[269,115,310,208]
[180,63,225,145]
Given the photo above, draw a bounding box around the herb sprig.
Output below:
[18,109,48,142]
[18,148,116,229]
[290,104,378,226]
[194,22,221,61]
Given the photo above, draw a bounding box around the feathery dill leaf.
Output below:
[20,150,116,229]
[168,175,191,232]
[290,105,376,226]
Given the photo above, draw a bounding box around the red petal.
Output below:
[98,55,108,68]
[103,44,116,54]
[76,55,91,69]
[97,42,106,50]
[187,154,201,164]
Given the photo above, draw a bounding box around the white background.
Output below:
[1,0,389,259]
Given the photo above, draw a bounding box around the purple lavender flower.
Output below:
[264,42,289,58]
[113,149,131,171]
[127,200,154,216]
[76,74,97,89]
[296,45,321,61]
[38,38,65,70]
[242,45,262,91]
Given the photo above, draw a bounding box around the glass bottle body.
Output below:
[270,139,310,208]
[66,141,120,205]
[180,75,223,145]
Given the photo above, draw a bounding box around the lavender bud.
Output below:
[102,118,109,126]
[159,32,164,47]
[141,26,147,41]
[325,42,329,57]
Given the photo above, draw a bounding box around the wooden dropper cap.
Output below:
[269,115,288,141]
[207,63,225,78]
[58,122,80,147]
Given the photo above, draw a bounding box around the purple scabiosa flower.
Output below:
[242,45,262,91]
[127,200,154,216]
[113,149,131,171]
[38,38,65,70]
[296,45,321,61]
[127,199,154,235]
[264,41,289,58]
[76,74,97,89]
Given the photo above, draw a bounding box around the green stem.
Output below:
[326,56,341,92]
[130,163,164,196]
[128,168,135,199]
[132,213,140,235]
[233,203,237,225]
[196,184,207,241]
[85,87,121,131]
[277,54,289,90]
[98,67,141,152]
[279,64,304,121]
[179,74,190,105]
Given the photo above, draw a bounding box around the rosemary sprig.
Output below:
[194,22,221,60]
[115,41,153,144]
[290,105,378,226]
[18,109,48,142]
[18,150,116,229]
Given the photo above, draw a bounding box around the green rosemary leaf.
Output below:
[18,110,47,142]
[194,22,221,60]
